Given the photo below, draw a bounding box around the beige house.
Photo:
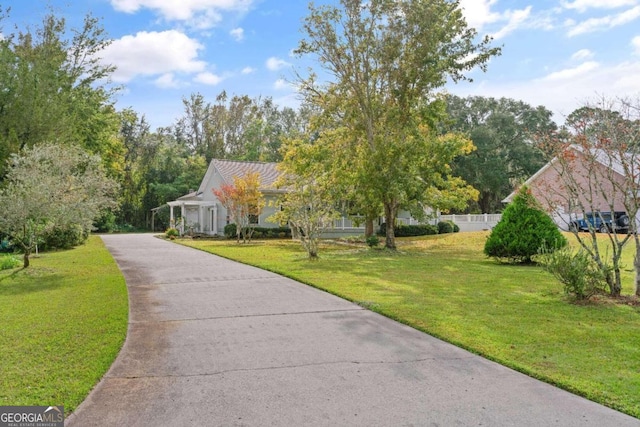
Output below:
[502,145,633,230]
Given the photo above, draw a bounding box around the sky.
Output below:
[5,0,640,130]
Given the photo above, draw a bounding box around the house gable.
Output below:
[503,146,628,215]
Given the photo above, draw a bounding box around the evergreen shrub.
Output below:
[484,186,567,263]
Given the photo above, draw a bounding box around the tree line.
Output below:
[0,1,626,258]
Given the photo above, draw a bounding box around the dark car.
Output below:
[569,211,630,233]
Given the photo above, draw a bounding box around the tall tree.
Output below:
[295,0,500,248]
[445,96,554,213]
[0,10,122,178]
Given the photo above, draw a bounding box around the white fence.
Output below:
[438,213,502,231]
[327,213,502,233]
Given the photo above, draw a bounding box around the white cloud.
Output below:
[458,0,501,31]
[561,0,638,13]
[633,36,640,54]
[194,72,223,85]
[567,6,640,36]
[110,0,254,29]
[266,56,290,71]
[101,30,206,82]
[540,61,600,81]
[449,60,640,125]
[154,73,181,88]
[273,79,290,90]
[491,7,532,40]
[230,27,244,42]
[241,66,256,74]
[571,49,594,61]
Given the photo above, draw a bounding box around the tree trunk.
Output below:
[612,268,622,297]
[635,241,640,296]
[365,218,374,238]
[384,202,397,250]
[23,252,30,268]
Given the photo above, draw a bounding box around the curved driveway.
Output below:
[66,234,639,426]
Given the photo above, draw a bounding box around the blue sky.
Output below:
[6,0,640,130]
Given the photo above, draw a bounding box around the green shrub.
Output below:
[41,224,88,250]
[1,254,21,270]
[94,210,117,233]
[378,223,438,237]
[437,221,454,234]
[484,186,567,263]
[223,224,291,239]
[165,228,179,238]
[224,223,237,239]
[452,222,460,233]
[538,246,608,300]
[366,235,380,247]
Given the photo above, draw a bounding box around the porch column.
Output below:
[180,204,186,235]
[213,204,218,235]
[169,204,175,228]
[198,205,203,233]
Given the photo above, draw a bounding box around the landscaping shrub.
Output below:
[1,254,21,270]
[40,224,88,250]
[538,246,608,300]
[437,221,454,234]
[224,224,291,240]
[366,235,380,247]
[452,222,460,233]
[165,227,179,239]
[224,223,237,239]
[379,223,438,237]
[484,186,567,263]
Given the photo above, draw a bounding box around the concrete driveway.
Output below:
[66,234,639,426]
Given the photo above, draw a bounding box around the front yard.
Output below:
[178,232,640,419]
[0,236,128,413]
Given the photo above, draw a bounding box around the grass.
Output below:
[0,236,128,413]
[178,232,640,419]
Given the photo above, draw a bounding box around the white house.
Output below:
[167,159,286,235]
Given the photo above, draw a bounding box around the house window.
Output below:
[249,214,259,225]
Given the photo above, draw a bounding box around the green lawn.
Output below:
[0,236,128,413]
[178,232,640,419]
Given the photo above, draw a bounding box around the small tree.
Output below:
[0,144,118,267]
[270,138,340,259]
[212,172,265,243]
[534,97,640,296]
[485,186,567,263]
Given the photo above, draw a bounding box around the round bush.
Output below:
[366,235,380,247]
[437,221,454,234]
[224,223,237,239]
[41,223,88,250]
[165,228,179,238]
[484,186,567,263]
